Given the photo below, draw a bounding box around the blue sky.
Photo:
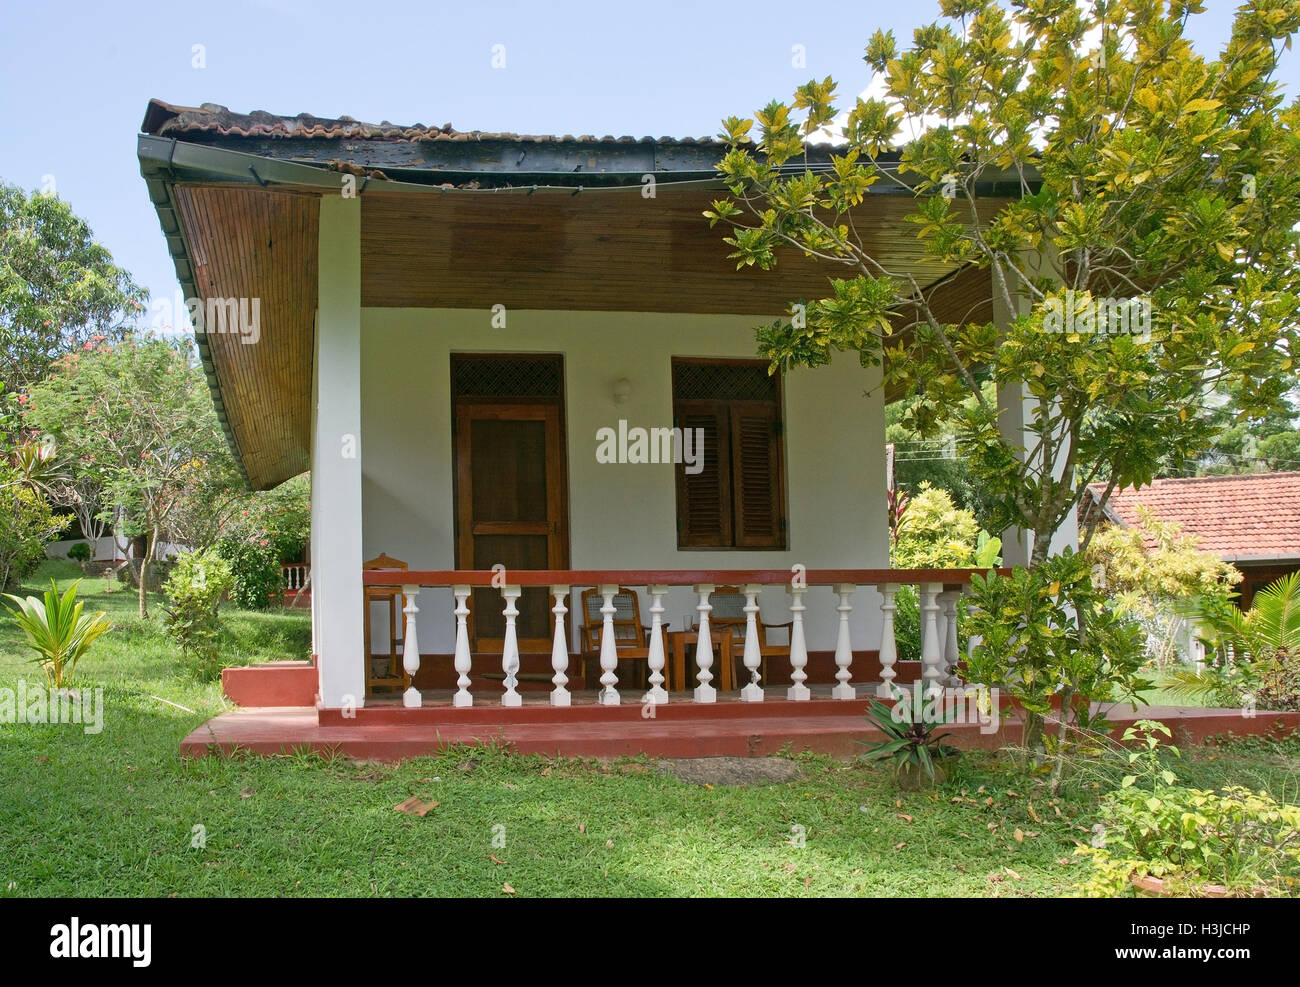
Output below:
[0,0,1290,308]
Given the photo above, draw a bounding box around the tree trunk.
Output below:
[138,526,157,619]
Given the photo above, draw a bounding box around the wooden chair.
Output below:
[577,587,670,691]
[364,553,409,697]
[707,584,792,690]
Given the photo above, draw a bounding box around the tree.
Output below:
[23,336,238,617]
[0,183,145,393]
[1085,505,1241,666]
[0,384,67,590]
[709,0,1300,564]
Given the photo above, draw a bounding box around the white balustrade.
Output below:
[739,583,763,702]
[452,584,472,707]
[919,582,944,698]
[832,583,857,700]
[401,585,421,708]
[644,584,669,705]
[876,583,900,699]
[501,585,522,707]
[693,583,716,704]
[787,583,810,701]
[550,585,571,707]
[939,589,962,687]
[598,584,621,706]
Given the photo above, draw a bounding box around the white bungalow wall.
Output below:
[358,308,888,658]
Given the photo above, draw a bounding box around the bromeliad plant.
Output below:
[860,697,960,785]
[3,579,111,688]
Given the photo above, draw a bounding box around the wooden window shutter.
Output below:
[731,403,785,548]
[675,404,732,547]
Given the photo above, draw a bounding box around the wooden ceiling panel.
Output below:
[173,185,316,489]
[361,189,964,314]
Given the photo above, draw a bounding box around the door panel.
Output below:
[455,401,568,652]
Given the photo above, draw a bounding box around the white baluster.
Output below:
[787,583,810,701]
[550,585,571,707]
[452,584,472,707]
[940,589,962,687]
[401,585,421,708]
[501,585,522,707]
[739,583,764,702]
[643,584,669,705]
[876,584,900,699]
[598,584,621,706]
[920,582,943,699]
[832,583,857,700]
[693,583,716,704]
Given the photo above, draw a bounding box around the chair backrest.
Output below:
[709,585,766,644]
[580,586,645,650]
[363,553,407,570]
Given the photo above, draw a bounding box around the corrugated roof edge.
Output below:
[141,98,726,146]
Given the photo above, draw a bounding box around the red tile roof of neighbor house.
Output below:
[1085,472,1300,562]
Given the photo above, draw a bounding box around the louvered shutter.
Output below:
[731,402,785,548]
[675,404,732,547]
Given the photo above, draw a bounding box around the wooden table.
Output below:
[670,628,737,692]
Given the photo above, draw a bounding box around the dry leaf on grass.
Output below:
[896,813,913,823]
[1003,867,1022,881]
[239,788,254,798]
[502,883,516,895]
[490,854,506,865]
[392,796,438,817]
[1013,828,1024,843]
[893,841,907,850]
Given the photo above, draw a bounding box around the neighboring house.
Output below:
[137,99,1071,730]
[1082,472,1300,610]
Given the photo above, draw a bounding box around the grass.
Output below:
[1,562,1297,897]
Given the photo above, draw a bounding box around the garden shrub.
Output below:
[163,549,234,677]
[216,538,283,611]
[1077,724,1300,896]
[66,541,91,565]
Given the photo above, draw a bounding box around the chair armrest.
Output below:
[761,620,794,630]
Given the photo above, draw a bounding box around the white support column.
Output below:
[920,582,944,698]
[401,585,421,708]
[597,584,621,705]
[313,195,364,710]
[939,589,962,687]
[501,586,522,707]
[876,583,901,699]
[739,583,764,703]
[693,584,716,704]
[644,584,669,705]
[832,583,857,700]
[787,584,810,701]
[452,584,472,707]
[550,585,571,707]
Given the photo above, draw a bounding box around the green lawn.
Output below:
[1,562,1297,897]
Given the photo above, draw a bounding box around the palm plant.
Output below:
[1172,572,1300,709]
[3,579,111,688]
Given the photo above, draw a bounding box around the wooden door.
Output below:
[454,403,569,652]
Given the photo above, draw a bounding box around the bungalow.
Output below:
[1082,472,1300,610]
[137,99,1076,752]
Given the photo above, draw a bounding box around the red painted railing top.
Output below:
[362,568,1009,587]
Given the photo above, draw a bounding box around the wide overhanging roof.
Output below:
[138,99,1006,489]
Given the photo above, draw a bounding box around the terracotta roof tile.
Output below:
[1086,472,1300,560]
[141,99,722,146]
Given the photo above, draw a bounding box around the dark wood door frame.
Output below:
[451,364,570,652]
